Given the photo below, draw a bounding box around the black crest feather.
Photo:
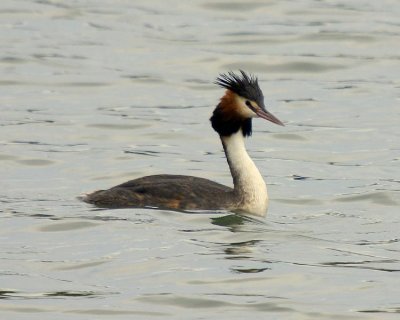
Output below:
[215,70,263,104]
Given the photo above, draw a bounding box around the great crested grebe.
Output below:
[83,71,284,216]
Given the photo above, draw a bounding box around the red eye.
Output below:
[245,100,256,112]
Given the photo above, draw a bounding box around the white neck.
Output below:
[221,130,268,216]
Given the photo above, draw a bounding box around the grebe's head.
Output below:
[211,70,283,137]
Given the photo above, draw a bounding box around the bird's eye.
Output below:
[245,100,256,112]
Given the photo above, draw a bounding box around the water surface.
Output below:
[1,0,399,319]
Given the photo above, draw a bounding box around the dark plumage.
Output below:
[210,106,253,137]
[84,175,234,210]
[214,70,264,108]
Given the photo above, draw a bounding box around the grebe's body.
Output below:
[83,71,283,216]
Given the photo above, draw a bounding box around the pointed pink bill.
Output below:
[256,108,284,126]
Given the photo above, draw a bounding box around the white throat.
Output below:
[221,130,268,216]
